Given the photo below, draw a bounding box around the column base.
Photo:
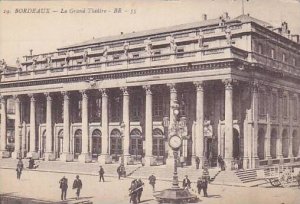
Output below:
[143,156,152,166]
[78,153,92,163]
[0,150,11,158]
[11,151,21,159]
[243,157,249,169]
[60,153,74,162]
[44,152,56,161]
[224,157,233,171]
[98,154,111,164]
[27,152,39,160]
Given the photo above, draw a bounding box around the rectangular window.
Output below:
[153,95,163,117]
[94,58,101,63]
[293,97,297,120]
[113,55,120,60]
[272,92,277,117]
[259,90,267,115]
[271,48,275,59]
[283,53,286,63]
[283,95,288,118]
[132,53,140,58]
[258,43,263,54]
[153,50,161,55]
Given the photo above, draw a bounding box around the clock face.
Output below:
[169,135,182,149]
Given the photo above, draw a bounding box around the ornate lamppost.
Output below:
[155,100,197,203]
[120,121,126,177]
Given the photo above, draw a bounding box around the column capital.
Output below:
[120,87,129,95]
[143,85,152,95]
[193,81,204,91]
[0,95,7,102]
[167,83,176,93]
[28,94,36,102]
[278,88,284,98]
[13,95,20,103]
[222,79,236,90]
[44,92,52,101]
[61,91,69,100]
[80,90,88,99]
[99,88,108,97]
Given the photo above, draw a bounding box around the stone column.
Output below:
[265,114,272,162]
[60,91,73,161]
[166,83,177,166]
[98,88,109,164]
[78,90,91,162]
[251,82,259,168]
[143,85,153,166]
[28,94,38,159]
[12,95,21,159]
[223,79,234,169]
[44,93,55,161]
[288,93,294,159]
[193,81,204,168]
[121,87,130,161]
[277,89,283,160]
[0,95,7,157]
[62,92,70,160]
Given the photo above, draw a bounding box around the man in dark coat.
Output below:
[182,175,191,189]
[16,159,24,180]
[196,177,203,195]
[72,175,82,200]
[99,166,105,182]
[201,176,209,197]
[59,176,68,200]
[129,179,138,204]
[195,156,200,170]
[148,174,156,192]
[136,178,144,203]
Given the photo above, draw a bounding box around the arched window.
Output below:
[110,129,122,155]
[152,129,165,157]
[282,129,289,158]
[57,130,63,157]
[92,129,102,156]
[257,128,265,160]
[292,130,299,157]
[270,129,277,159]
[130,129,143,156]
[74,129,82,157]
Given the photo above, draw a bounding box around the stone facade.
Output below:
[0,14,300,169]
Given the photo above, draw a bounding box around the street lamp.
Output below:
[155,99,197,203]
[120,121,126,177]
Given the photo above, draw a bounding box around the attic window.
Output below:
[271,49,275,59]
[153,50,161,55]
[132,53,140,58]
[113,55,120,60]
[94,58,100,63]
[258,43,263,55]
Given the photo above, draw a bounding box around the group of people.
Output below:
[15,158,39,180]
[182,169,210,198]
[59,175,82,201]
[129,178,144,204]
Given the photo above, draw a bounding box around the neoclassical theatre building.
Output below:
[1,13,300,169]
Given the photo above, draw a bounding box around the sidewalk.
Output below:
[0,158,226,186]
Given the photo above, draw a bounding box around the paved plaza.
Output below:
[0,166,300,204]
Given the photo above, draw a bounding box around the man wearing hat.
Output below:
[182,175,191,189]
[99,165,105,182]
[72,175,82,200]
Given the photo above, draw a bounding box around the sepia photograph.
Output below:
[0,0,300,203]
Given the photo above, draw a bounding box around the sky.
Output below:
[0,0,300,65]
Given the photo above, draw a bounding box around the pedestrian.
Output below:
[72,175,82,200]
[16,158,24,180]
[59,176,68,200]
[117,165,122,179]
[201,175,209,197]
[136,178,144,203]
[129,179,138,204]
[202,167,210,182]
[195,156,200,169]
[148,174,156,192]
[99,165,105,182]
[196,177,203,195]
[28,158,35,169]
[182,175,191,189]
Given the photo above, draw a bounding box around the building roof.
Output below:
[58,14,273,50]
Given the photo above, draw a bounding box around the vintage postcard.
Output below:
[0,0,300,203]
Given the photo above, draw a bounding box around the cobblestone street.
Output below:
[1,168,300,204]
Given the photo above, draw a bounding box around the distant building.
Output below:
[0,14,299,169]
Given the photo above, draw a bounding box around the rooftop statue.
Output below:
[169,35,177,52]
[83,50,88,63]
[144,38,152,55]
[0,59,7,72]
[198,31,204,48]
[124,42,129,56]
[225,26,232,45]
